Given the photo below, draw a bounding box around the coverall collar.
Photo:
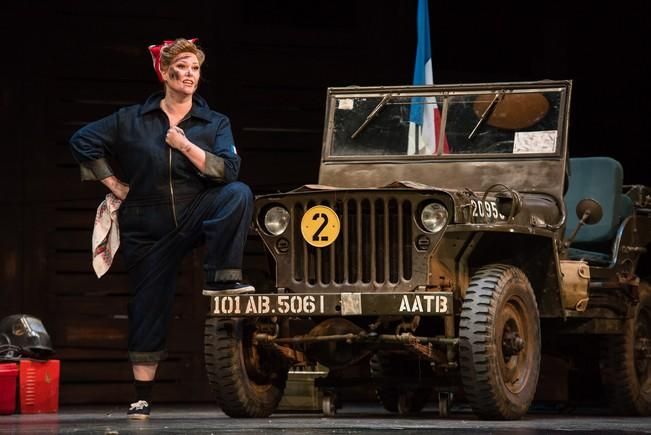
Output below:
[139,91,212,121]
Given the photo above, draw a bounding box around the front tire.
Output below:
[204,317,288,417]
[459,264,541,420]
[601,281,651,415]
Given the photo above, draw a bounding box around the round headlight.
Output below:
[264,206,290,236]
[420,203,448,233]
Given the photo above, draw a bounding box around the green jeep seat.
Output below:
[564,157,634,264]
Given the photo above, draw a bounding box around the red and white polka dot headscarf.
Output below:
[148,38,199,82]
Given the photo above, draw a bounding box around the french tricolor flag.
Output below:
[408,0,449,155]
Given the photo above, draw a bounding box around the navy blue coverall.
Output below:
[70,92,253,362]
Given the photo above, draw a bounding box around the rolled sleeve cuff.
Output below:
[80,158,114,181]
[202,152,226,181]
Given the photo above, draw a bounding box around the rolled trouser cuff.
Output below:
[205,268,242,282]
[129,350,167,363]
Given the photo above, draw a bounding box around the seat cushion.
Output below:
[566,247,611,265]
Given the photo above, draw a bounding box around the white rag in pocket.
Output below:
[92,193,122,278]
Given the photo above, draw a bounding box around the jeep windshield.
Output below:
[326,83,568,159]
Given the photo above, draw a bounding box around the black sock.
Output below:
[134,380,154,403]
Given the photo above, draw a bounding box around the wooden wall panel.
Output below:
[3,0,648,408]
[3,0,415,405]
[58,351,213,403]
[28,1,213,404]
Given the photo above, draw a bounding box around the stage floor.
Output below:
[1,403,650,434]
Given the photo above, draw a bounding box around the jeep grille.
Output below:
[291,197,413,287]
[253,189,454,293]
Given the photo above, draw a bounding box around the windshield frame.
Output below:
[322,81,571,163]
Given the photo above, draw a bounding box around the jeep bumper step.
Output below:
[207,292,453,317]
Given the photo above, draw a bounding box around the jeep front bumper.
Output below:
[207,292,453,317]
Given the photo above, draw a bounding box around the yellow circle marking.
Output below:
[301,205,341,248]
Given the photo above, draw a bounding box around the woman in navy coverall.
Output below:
[69,38,254,418]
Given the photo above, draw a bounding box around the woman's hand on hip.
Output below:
[101,176,130,201]
[112,181,130,201]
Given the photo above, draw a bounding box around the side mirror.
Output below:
[575,198,603,225]
[564,198,604,249]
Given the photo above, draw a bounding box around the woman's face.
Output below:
[163,52,201,96]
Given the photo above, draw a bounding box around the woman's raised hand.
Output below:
[166,126,191,152]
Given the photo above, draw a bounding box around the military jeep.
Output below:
[204,80,651,419]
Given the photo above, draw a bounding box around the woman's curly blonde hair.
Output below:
[159,38,205,72]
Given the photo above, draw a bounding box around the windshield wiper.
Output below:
[350,94,392,139]
[468,92,503,140]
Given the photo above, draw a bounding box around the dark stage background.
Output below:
[1,0,648,404]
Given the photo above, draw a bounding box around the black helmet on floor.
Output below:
[0,314,53,359]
